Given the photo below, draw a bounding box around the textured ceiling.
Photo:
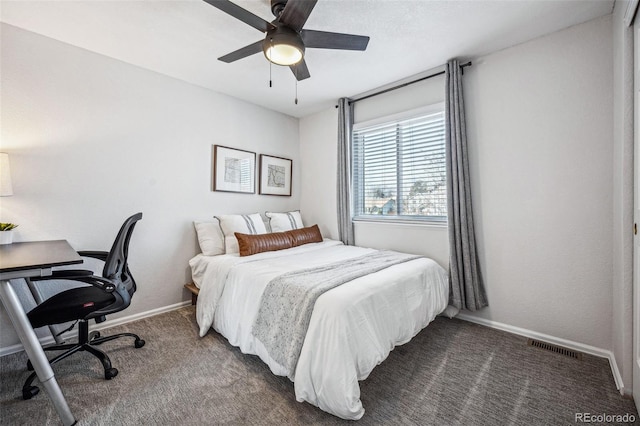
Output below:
[0,0,614,118]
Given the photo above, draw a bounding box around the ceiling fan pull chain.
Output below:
[295,72,298,105]
[269,38,274,88]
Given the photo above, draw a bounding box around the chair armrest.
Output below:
[31,269,94,281]
[61,275,116,292]
[31,273,116,293]
[78,250,109,261]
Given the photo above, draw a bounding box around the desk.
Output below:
[0,240,83,426]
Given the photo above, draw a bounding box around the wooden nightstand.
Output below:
[184,282,199,305]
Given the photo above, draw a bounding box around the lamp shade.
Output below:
[0,153,14,196]
[265,43,303,66]
[263,27,305,66]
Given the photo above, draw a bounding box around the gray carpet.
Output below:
[0,306,637,425]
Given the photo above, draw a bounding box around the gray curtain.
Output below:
[337,98,355,245]
[445,60,488,311]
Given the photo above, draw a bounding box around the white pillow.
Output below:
[194,220,225,256]
[265,211,304,232]
[216,213,267,254]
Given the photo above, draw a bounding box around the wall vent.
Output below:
[527,338,583,360]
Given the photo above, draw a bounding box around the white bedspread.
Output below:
[189,239,449,420]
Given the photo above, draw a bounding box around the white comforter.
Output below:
[189,239,449,420]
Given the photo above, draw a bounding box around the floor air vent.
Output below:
[527,338,583,360]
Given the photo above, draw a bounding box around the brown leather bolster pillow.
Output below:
[235,230,293,257]
[288,224,323,247]
[235,224,323,256]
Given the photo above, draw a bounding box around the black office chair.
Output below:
[22,212,145,400]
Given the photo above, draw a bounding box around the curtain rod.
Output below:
[349,61,472,104]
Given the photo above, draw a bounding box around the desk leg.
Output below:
[0,279,76,426]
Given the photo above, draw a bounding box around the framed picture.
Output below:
[259,154,292,196]
[212,145,256,194]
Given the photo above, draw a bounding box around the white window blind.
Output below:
[352,109,447,221]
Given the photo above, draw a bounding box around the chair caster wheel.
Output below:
[22,386,39,400]
[105,368,118,380]
[27,360,33,371]
[134,339,145,349]
[90,331,101,340]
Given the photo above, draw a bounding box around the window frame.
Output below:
[351,103,448,226]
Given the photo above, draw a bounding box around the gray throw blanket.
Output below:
[252,250,421,378]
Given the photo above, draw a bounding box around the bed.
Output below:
[189,214,449,420]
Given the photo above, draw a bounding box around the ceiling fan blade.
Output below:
[302,29,369,50]
[278,0,318,32]
[203,0,275,33]
[218,40,264,63]
[290,59,310,81]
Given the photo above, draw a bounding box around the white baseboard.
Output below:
[455,313,625,395]
[0,301,191,357]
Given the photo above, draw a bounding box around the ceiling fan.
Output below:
[203,0,370,81]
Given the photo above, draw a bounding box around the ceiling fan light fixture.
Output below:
[263,27,305,66]
[265,43,303,65]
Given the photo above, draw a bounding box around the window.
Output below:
[352,105,447,222]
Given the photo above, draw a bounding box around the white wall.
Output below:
[0,23,300,349]
[299,107,339,240]
[464,14,613,350]
[354,73,445,124]
[300,15,614,352]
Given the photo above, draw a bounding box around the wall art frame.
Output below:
[212,145,256,194]
[259,154,292,196]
